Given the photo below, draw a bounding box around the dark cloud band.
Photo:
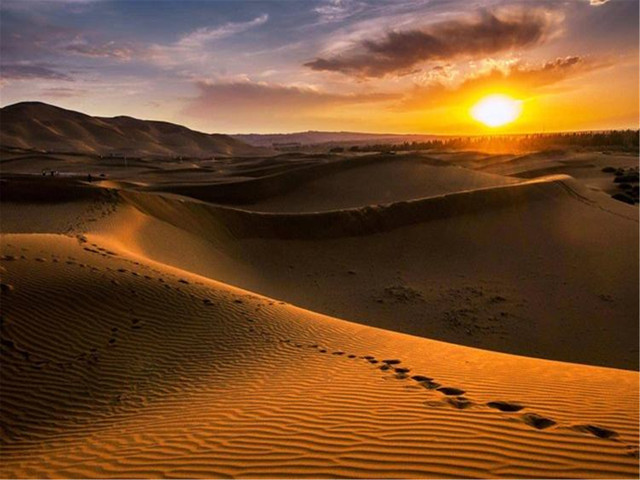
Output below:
[305,8,559,78]
[1,64,73,81]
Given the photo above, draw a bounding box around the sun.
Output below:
[471,94,522,127]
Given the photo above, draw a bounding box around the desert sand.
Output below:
[1,137,638,479]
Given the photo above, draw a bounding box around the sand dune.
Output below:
[434,149,640,197]
[1,230,638,478]
[104,173,638,369]
[1,148,638,478]
[211,154,522,213]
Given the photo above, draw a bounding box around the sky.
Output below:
[0,0,638,134]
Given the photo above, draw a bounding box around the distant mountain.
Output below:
[233,131,441,148]
[0,102,268,158]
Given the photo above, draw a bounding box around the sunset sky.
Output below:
[1,0,638,134]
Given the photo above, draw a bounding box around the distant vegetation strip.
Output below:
[326,130,640,154]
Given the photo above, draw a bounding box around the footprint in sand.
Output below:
[487,401,524,412]
[521,413,556,430]
[421,381,442,389]
[446,397,474,409]
[1,283,14,294]
[382,359,402,365]
[572,424,619,439]
[409,375,440,389]
[437,387,466,396]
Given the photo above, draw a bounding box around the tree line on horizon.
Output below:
[335,130,640,154]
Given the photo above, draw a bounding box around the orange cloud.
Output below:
[186,80,396,112]
[397,56,605,111]
[182,80,399,130]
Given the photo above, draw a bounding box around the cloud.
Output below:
[176,14,269,48]
[39,86,85,98]
[305,8,561,78]
[0,10,134,64]
[398,56,603,110]
[314,0,366,23]
[183,80,397,129]
[0,11,78,61]
[65,39,137,60]
[146,14,269,69]
[0,0,101,11]
[1,63,73,81]
[589,0,610,5]
[186,80,395,111]
[465,56,601,93]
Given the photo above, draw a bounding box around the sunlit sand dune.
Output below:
[1,230,638,478]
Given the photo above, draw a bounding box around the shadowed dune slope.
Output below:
[122,175,598,239]
[146,153,521,211]
[1,231,638,478]
[105,175,640,369]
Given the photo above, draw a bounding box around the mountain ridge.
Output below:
[0,102,268,158]
[233,130,441,147]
